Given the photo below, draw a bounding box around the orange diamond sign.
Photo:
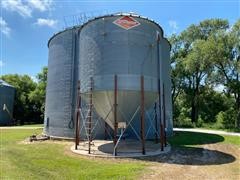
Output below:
[113,16,140,30]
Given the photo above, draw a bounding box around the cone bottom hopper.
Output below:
[82,90,157,139]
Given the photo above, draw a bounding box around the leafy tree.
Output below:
[169,35,185,104]
[198,87,234,123]
[29,67,48,121]
[206,19,240,127]
[170,19,230,123]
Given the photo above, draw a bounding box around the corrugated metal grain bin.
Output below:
[44,13,172,139]
[79,14,172,139]
[44,29,77,138]
[44,27,105,139]
[0,80,15,125]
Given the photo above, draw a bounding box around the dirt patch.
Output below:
[139,143,240,180]
[19,138,73,145]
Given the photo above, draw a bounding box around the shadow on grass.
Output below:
[168,131,225,146]
[136,131,236,165]
[94,131,236,165]
[136,146,236,165]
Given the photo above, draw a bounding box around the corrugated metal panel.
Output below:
[0,81,15,125]
[44,29,77,137]
[160,38,173,136]
[44,27,106,139]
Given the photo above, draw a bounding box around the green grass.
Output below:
[0,124,44,128]
[222,135,240,146]
[201,123,240,133]
[1,129,239,179]
[169,131,240,147]
[0,129,145,180]
[21,124,44,127]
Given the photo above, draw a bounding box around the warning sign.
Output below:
[113,16,140,30]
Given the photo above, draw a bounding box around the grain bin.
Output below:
[44,27,105,139]
[44,13,172,143]
[44,28,77,138]
[79,14,172,139]
[0,80,15,125]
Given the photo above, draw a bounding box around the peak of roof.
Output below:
[0,80,14,88]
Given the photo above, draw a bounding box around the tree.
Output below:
[183,39,214,122]
[206,19,240,127]
[29,67,48,122]
[170,19,229,123]
[198,86,233,123]
[169,35,185,104]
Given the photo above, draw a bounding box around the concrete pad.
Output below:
[71,140,171,158]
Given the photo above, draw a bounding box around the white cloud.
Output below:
[168,20,179,34]
[0,17,11,36]
[28,0,53,12]
[35,18,57,28]
[2,0,32,17]
[1,0,53,18]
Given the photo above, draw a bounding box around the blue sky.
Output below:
[0,0,239,79]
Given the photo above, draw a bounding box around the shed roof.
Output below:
[0,80,14,88]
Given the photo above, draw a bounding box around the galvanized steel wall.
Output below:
[0,81,15,125]
[44,29,77,138]
[160,38,173,136]
[79,15,171,139]
[44,28,106,139]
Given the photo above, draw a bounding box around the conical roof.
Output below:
[0,80,14,88]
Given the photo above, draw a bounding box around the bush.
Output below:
[196,116,204,127]
[176,117,194,128]
[215,111,224,129]
[174,107,194,128]
[215,108,237,129]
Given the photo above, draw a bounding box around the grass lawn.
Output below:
[201,123,240,133]
[1,128,239,179]
[21,124,44,127]
[169,131,240,147]
[0,129,145,180]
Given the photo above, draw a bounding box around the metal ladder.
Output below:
[63,64,73,136]
[80,77,95,154]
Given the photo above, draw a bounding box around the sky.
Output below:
[0,0,239,79]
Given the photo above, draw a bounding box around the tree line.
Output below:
[1,18,239,130]
[171,18,239,130]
